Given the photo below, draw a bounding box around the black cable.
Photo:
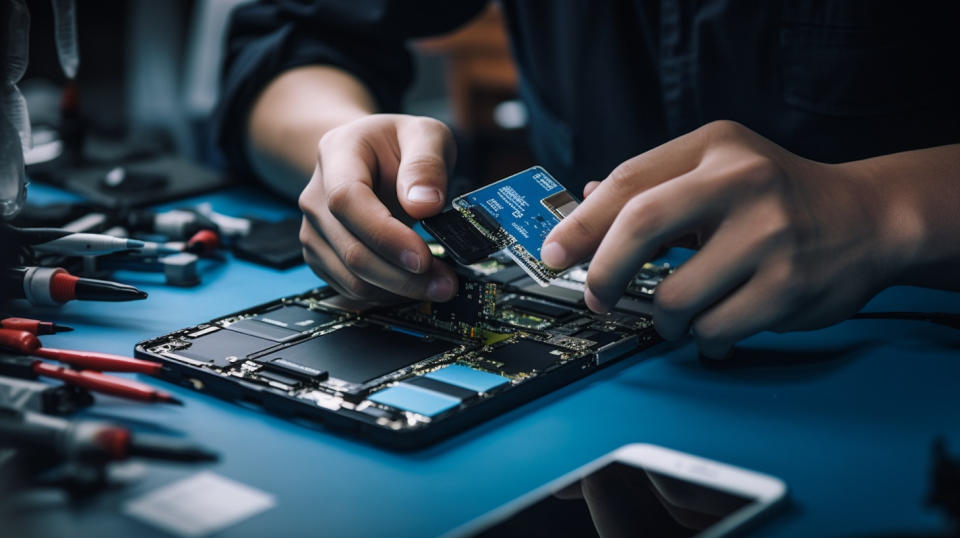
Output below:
[850,311,960,330]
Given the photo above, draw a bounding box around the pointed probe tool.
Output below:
[0,315,73,335]
[5,266,147,306]
[12,227,146,255]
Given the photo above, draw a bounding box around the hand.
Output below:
[542,120,905,358]
[554,466,732,535]
[298,114,459,303]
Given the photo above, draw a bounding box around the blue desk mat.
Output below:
[6,182,960,537]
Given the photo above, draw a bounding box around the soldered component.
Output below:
[627,262,674,298]
[552,262,674,300]
[493,295,575,330]
[401,278,498,339]
[541,190,579,219]
[476,338,571,377]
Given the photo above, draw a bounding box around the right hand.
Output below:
[298,114,459,303]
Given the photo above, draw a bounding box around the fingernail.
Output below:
[427,276,455,302]
[400,250,422,273]
[408,185,441,203]
[541,242,567,269]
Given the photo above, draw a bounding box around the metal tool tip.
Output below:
[195,449,219,461]
[127,239,147,249]
[53,324,74,333]
[163,396,184,406]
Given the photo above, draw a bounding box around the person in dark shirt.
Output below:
[216,1,960,358]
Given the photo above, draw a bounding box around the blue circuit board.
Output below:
[458,167,565,262]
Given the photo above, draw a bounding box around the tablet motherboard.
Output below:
[135,271,661,448]
[136,167,670,448]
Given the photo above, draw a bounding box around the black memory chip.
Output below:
[226,305,337,342]
[481,339,563,376]
[174,329,277,367]
[572,329,623,349]
[226,319,301,342]
[255,325,455,384]
[255,305,336,330]
[422,209,498,265]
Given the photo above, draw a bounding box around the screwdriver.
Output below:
[12,227,146,255]
[0,328,163,374]
[5,266,147,305]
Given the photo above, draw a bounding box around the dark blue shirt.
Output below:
[215,0,960,190]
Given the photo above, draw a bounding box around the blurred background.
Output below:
[21,0,532,199]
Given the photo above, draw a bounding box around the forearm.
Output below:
[246,65,377,200]
[843,144,960,290]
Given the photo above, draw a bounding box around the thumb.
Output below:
[396,118,456,220]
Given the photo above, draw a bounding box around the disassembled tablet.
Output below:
[135,269,662,448]
[135,168,673,449]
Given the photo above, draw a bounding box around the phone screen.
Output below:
[469,461,757,537]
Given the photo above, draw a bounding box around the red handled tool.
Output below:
[32,362,181,405]
[185,229,220,256]
[0,329,180,405]
[0,329,162,374]
[0,315,73,335]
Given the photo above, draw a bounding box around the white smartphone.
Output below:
[448,443,787,538]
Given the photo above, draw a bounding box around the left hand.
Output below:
[541,120,906,358]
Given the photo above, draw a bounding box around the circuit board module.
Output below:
[423,166,579,286]
[135,261,667,449]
